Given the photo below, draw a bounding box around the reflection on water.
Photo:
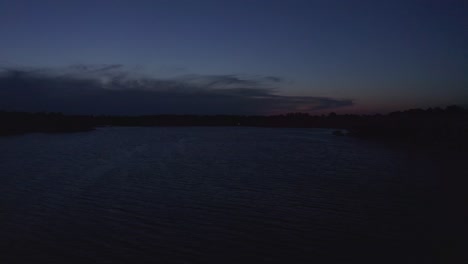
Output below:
[0,127,448,263]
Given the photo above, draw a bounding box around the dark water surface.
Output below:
[0,127,457,263]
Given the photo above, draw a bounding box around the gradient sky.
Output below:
[0,0,467,114]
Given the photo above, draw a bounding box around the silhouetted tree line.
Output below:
[0,112,95,135]
[343,105,468,149]
[1,106,467,148]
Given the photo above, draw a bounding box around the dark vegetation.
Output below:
[1,105,467,149]
[344,105,468,149]
[0,112,95,135]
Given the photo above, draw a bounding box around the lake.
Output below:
[0,127,459,263]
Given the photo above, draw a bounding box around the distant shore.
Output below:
[2,106,467,150]
[0,112,95,136]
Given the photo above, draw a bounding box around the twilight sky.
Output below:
[0,0,467,115]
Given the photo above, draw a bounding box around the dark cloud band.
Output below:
[0,67,353,115]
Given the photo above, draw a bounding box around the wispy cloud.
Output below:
[0,66,353,115]
[68,64,124,72]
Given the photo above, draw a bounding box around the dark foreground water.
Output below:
[0,127,463,263]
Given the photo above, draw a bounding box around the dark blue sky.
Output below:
[0,0,467,114]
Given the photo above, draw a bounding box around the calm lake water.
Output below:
[0,127,456,263]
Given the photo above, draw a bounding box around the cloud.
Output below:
[68,64,124,73]
[265,76,282,83]
[0,66,353,115]
[176,74,278,88]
